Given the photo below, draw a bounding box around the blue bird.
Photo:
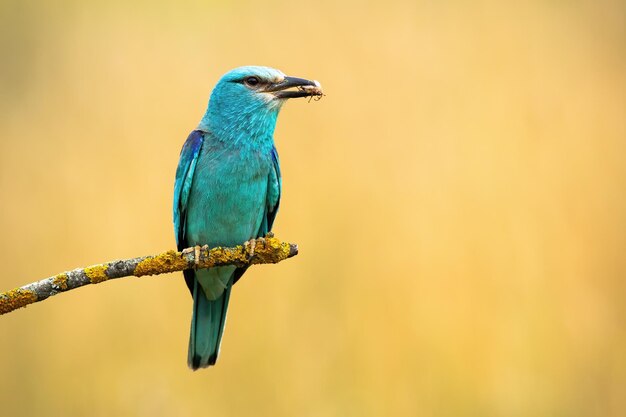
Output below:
[173,66,322,369]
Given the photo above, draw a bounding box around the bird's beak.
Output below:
[265,76,323,99]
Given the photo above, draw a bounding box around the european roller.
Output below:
[173,66,322,369]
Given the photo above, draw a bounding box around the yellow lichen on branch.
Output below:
[0,289,38,315]
[84,265,109,284]
[0,235,298,316]
[52,273,68,290]
[133,250,188,276]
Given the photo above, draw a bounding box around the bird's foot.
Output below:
[245,238,257,260]
[243,236,274,261]
[182,245,203,269]
[198,245,209,268]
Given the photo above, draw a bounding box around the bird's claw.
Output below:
[245,237,267,260]
[185,245,201,269]
[193,245,202,269]
[198,245,209,268]
[245,238,257,260]
[181,245,203,269]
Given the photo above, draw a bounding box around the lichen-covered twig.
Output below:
[0,235,298,316]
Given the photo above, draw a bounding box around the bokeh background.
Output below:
[1,1,625,416]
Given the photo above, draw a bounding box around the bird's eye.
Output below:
[244,76,260,88]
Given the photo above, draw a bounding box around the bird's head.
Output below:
[199,66,322,146]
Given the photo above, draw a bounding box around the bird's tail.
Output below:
[188,277,233,370]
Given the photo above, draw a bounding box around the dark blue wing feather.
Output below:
[265,146,282,231]
[256,146,282,237]
[173,130,204,251]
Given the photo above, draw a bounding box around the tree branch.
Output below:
[0,235,298,316]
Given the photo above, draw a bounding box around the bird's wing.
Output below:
[264,146,282,233]
[232,146,281,286]
[173,129,204,251]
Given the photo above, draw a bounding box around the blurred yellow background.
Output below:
[1,0,625,416]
